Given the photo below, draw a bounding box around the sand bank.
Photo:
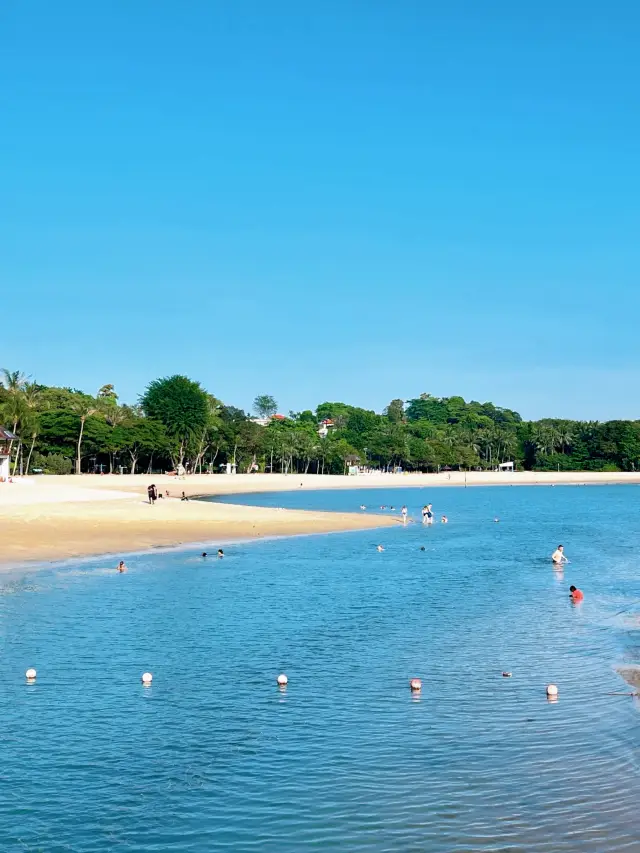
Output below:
[0,470,637,567]
[0,477,397,567]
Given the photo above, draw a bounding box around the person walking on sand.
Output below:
[552,545,568,564]
[147,484,157,505]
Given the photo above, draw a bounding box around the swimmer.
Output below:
[401,506,408,525]
[360,505,366,510]
[420,546,426,551]
[494,518,500,523]
[217,549,224,558]
[380,505,386,510]
[441,515,448,524]
[552,545,568,564]
[117,561,127,573]
[376,544,384,552]
[390,506,395,511]
[201,552,208,558]
[569,585,584,602]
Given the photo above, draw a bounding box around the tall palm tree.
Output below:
[71,397,98,474]
[14,383,41,475]
[1,367,28,437]
[557,425,573,454]
[1,369,30,473]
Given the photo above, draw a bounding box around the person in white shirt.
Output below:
[552,545,568,564]
[401,506,408,525]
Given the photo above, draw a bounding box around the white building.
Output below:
[318,419,335,438]
[0,427,16,481]
[251,414,288,427]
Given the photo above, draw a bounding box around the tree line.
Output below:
[1,369,639,476]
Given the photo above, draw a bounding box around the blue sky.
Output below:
[2,1,639,420]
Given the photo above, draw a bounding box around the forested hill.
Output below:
[0,371,638,475]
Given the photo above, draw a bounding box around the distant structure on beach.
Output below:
[0,427,17,481]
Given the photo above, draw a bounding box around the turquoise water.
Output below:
[1,485,640,852]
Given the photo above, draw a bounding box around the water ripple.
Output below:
[1,485,640,851]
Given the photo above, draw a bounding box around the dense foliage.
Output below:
[1,370,639,475]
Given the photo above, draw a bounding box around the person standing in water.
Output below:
[426,504,434,525]
[117,561,127,573]
[569,585,584,602]
[552,545,568,564]
[421,505,429,524]
[401,506,408,525]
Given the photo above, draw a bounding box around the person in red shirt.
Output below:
[569,585,584,602]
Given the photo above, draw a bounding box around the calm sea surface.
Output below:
[1,485,640,852]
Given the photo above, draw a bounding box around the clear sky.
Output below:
[2,1,639,420]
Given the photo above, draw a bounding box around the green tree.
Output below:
[192,395,223,473]
[1,369,28,467]
[253,394,278,419]
[115,417,168,475]
[22,383,42,475]
[98,384,118,400]
[69,395,99,474]
[141,375,209,469]
[385,399,405,424]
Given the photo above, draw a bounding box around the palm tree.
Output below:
[557,424,573,454]
[1,368,28,453]
[16,383,41,475]
[70,397,98,474]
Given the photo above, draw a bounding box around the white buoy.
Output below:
[410,678,422,692]
[277,673,288,686]
[25,668,37,680]
[141,672,153,685]
[546,683,558,697]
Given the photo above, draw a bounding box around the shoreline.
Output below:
[0,471,638,569]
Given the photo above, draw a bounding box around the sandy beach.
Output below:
[0,470,638,567]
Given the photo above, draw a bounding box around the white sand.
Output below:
[0,470,636,566]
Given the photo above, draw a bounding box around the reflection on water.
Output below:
[0,485,639,852]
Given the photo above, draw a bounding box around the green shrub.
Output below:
[31,452,73,475]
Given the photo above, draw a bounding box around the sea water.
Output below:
[1,485,639,852]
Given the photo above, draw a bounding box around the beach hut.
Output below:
[497,461,514,472]
[0,427,16,481]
